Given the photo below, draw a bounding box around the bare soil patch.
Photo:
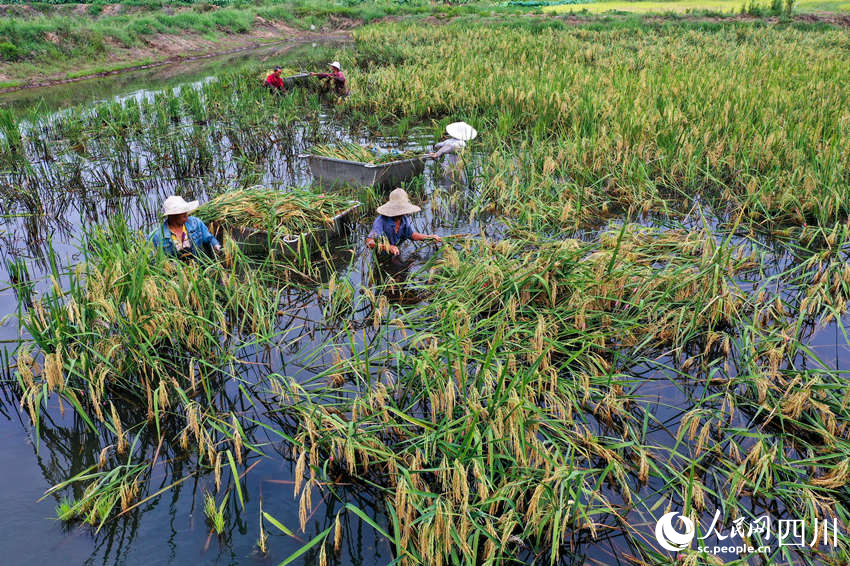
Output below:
[0,4,38,17]
[794,11,850,25]
[101,4,123,17]
[322,14,361,31]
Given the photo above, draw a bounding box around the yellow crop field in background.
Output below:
[545,0,850,13]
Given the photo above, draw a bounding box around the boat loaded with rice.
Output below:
[195,186,360,257]
[302,142,425,189]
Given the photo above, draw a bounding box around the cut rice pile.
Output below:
[196,187,357,234]
[309,142,421,164]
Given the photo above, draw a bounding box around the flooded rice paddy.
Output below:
[0,42,491,566]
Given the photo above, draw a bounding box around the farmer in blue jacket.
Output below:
[365,188,441,299]
[365,188,441,256]
[148,195,221,260]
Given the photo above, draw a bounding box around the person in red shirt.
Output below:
[265,67,286,94]
[311,61,348,96]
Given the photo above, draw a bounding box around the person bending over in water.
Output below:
[311,61,348,97]
[427,121,477,161]
[366,188,441,256]
[265,66,286,94]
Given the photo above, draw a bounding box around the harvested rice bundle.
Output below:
[19,217,282,410]
[309,142,421,164]
[196,187,358,236]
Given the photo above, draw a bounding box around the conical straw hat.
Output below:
[445,121,477,141]
[376,188,421,216]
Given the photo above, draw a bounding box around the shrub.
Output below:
[0,41,22,61]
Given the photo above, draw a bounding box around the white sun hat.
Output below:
[376,188,421,216]
[445,121,477,141]
[162,195,199,216]
[329,61,341,70]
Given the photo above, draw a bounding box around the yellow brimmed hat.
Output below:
[376,188,421,216]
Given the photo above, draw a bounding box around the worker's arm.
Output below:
[411,232,442,243]
[366,237,400,255]
[367,237,399,254]
[146,227,162,246]
[429,140,463,159]
[366,218,392,252]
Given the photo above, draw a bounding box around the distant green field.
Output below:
[545,0,850,13]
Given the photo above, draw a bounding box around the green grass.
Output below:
[0,79,25,89]
[0,8,258,60]
[799,0,850,8]
[204,491,229,535]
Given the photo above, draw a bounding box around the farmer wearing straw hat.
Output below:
[427,121,477,160]
[148,196,221,260]
[311,61,348,96]
[366,188,441,256]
